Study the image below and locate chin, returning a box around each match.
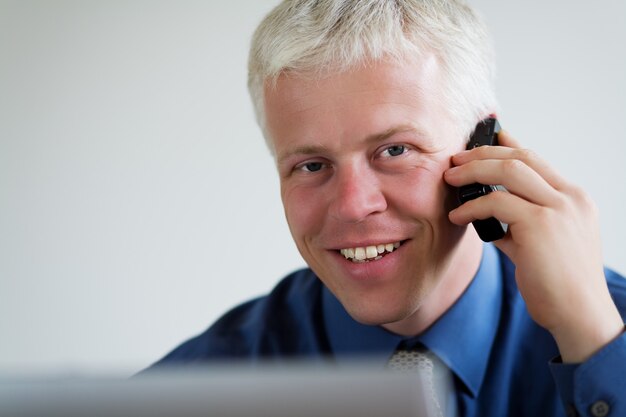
[341,296,420,328]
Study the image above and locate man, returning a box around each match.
[150,1,626,415]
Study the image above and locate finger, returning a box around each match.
[444,158,561,207]
[452,141,570,191]
[448,188,539,228]
[495,129,522,148]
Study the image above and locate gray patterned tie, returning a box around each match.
[388,346,456,417]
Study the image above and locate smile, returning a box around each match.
[339,242,401,263]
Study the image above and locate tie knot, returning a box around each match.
[387,348,435,373]
[387,346,457,417]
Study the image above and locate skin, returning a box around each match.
[263,56,624,363]
[446,132,624,362]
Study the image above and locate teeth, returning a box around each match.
[339,242,402,262]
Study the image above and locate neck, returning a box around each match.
[382,229,484,337]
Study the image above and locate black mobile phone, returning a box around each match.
[457,118,508,242]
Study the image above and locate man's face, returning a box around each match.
[265,56,476,329]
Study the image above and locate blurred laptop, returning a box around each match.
[0,362,450,417]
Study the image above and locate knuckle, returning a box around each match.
[534,206,556,227]
[551,193,569,211]
[489,189,508,203]
[556,184,599,218]
[502,158,527,176]
[576,187,599,215]
[571,184,588,199]
[515,148,537,162]
[484,188,509,210]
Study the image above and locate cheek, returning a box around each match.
[281,186,325,237]
[392,168,450,218]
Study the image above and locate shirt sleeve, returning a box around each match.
[550,330,626,417]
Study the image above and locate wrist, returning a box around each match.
[551,303,624,363]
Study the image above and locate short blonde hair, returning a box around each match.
[248,0,497,152]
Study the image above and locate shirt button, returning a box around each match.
[590,400,610,417]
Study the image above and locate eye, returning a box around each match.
[302,162,324,172]
[381,145,407,157]
[294,161,328,173]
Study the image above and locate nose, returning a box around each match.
[328,164,387,223]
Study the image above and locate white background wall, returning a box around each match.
[1,1,624,376]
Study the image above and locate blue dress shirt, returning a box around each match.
[151,244,626,417]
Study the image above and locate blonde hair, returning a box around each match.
[248,0,497,151]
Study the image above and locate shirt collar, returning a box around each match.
[322,286,403,365]
[322,243,503,397]
[322,286,402,366]
[418,242,503,397]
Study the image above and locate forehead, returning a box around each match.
[263,55,454,160]
[265,55,441,114]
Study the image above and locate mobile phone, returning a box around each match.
[457,118,508,242]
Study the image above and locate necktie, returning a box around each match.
[387,346,456,417]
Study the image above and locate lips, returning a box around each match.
[339,241,402,263]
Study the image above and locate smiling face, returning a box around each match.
[265,56,483,335]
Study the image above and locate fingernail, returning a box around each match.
[445,166,458,176]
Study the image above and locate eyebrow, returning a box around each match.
[276,124,429,164]
[276,144,328,165]
[365,124,429,146]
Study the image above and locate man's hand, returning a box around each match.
[444,130,624,363]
